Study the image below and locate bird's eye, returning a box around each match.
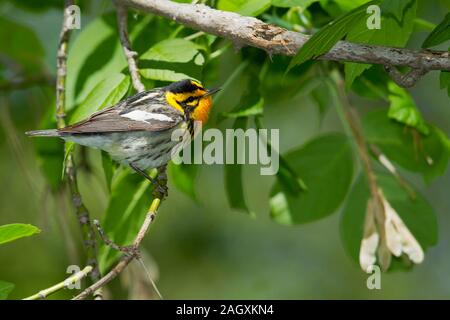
[185,96,196,103]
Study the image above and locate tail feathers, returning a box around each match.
[25,129,61,137]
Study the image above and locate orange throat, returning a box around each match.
[192,96,212,124]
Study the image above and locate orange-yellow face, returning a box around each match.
[165,80,218,124]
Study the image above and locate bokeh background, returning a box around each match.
[0,0,449,299]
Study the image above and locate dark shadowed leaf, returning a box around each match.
[363,109,450,182]
[225,117,253,215]
[440,71,450,97]
[0,281,14,300]
[344,0,417,88]
[0,17,45,74]
[270,133,354,224]
[422,13,450,48]
[169,162,198,200]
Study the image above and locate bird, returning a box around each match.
[26,79,220,193]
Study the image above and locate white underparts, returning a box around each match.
[121,110,174,123]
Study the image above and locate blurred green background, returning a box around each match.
[0,0,449,299]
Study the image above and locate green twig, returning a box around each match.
[23,266,93,300]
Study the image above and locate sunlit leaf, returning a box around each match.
[0,224,41,245]
[218,0,271,16]
[272,0,318,8]
[69,73,130,125]
[387,82,429,135]
[141,39,203,63]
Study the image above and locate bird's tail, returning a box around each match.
[25,129,61,137]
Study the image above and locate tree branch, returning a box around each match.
[23,266,93,300]
[56,0,102,298]
[115,1,146,93]
[119,0,450,86]
[72,196,163,300]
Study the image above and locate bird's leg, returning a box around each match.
[130,163,157,185]
[130,163,168,199]
[154,165,168,199]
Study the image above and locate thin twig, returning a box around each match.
[72,196,163,300]
[331,70,391,269]
[384,65,429,88]
[56,0,102,298]
[119,0,450,87]
[115,1,145,93]
[23,266,93,300]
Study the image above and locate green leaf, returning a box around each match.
[169,162,198,200]
[220,69,264,120]
[218,0,271,16]
[66,13,156,109]
[440,71,450,97]
[64,74,130,165]
[344,0,417,88]
[140,69,196,82]
[141,39,203,63]
[98,168,153,273]
[387,82,429,135]
[0,224,41,245]
[101,151,116,193]
[311,81,332,116]
[340,174,438,269]
[422,13,450,48]
[140,38,204,82]
[0,281,14,300]
[66,13,126,110]
[225,117,254,215]
[363,109,450,182]
[255,117,307,194]
[288,0,381,71]
[271,0,319,8]
[0,17,45,74]
[69,73,130,125]
[221,98,264,118]
[270,133,354,224]
[330,0,373,11]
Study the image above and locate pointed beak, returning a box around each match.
[203,87,221,98]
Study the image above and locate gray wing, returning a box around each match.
[59,90,184,134]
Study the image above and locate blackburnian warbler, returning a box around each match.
[26,79,219,192]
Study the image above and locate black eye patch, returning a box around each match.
[184,96,197,104]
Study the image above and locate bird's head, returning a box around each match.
[165,79,220,124]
